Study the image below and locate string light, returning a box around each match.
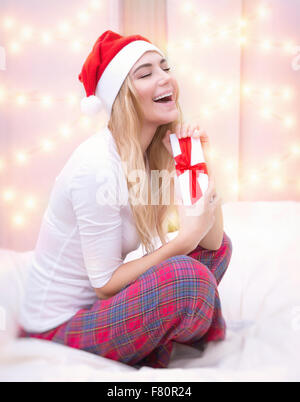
[0,115,98,174]
[219,28,230,39]
[225,159,236,172]
[283,41,296,54]
[2,140,299,226]
[1,1,299,230]
[261,107,272,119]
[12,214,25,227]
[291,144,300,156]
[2,1,102,54]
[41,139,54,152]
[41,96,53,108]
[24,197,37,209]
[239,19,248,28]
[257,5,270,19]
[182,2,194,14]
[282,88,292,101]
[183,40,193,50]
[232,182,239,195]
[284,116,295,128]
[201,106,212,118]
[225,86,234,96]
[79,116,92,129]
[210,80,220,90]
[263,88,272,100]
[76,11,90,25]
[16,94,28,106]
[57,21,71,35]
[218,97,227,108]
[242,85,253,96]
[9,42,21,54]
[201,36,212,46]
[3,189,16,202]
[239,36,247,46]
[194,74,204,85]
[59,125,72,139]
[249,172,260,183]
[269,159,280,170]
[271,178,283,189]
[198,15,209,25]
[41,32,53,45]
[71,40,83,52]
[171,35,297,53]
[0,80,295,162]
[90,0,102,10]
[261,39,272,51]
[15,151,28,164]
[0,78,295,108]
[3,18,297,56]
[2,17,16,30]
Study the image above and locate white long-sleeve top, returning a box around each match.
[19,126,141,333]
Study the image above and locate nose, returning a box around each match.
[157,70,172,87]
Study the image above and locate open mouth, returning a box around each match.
[153,95,175,105]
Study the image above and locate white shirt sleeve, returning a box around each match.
[69,160,123,289]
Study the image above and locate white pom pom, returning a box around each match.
[80,95,103,116]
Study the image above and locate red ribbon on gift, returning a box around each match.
[174,136,208,203]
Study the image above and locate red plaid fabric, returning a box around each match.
[18,231,232,369]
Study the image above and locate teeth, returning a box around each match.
[153,92,173,101]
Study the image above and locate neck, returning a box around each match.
[140,123,157,155]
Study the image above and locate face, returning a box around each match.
[129,51,179,128]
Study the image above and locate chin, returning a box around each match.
[157,108,178,120]
[159,111,179,125]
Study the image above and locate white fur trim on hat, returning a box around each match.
[80,95,103,116]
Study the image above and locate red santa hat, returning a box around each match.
[78,30,165,117]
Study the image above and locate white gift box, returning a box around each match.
[169,134,209,206]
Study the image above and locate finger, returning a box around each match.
[194,125,202,137]
[213,194,221,208]
[208,175,215,189]
[182,123,187,138]
[184,124,190,138]
[206,179,216,197]
[192,126,199,138]
[200,131,210,145]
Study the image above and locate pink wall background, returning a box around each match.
[0,0,120,250]
[240,0,300,201]
[167,0,299,203]
[0,0,299,251]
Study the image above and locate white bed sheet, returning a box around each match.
[0,201,299,382]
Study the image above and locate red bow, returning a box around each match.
[174,137,208,204]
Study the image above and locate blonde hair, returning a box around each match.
[107,74,183,255]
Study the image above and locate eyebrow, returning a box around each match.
[133,58,168,75]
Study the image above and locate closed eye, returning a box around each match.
[140,68,171,79]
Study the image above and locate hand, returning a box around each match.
[176,175,221,254]
[162,123,212,175]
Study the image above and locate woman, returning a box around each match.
[18,30,232,369]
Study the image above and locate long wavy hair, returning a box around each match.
[107,73,183,255]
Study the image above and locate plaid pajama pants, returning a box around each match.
[18,231,232,369]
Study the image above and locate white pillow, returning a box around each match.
[0,249,33,348]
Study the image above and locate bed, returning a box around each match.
[0,201,299,382]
